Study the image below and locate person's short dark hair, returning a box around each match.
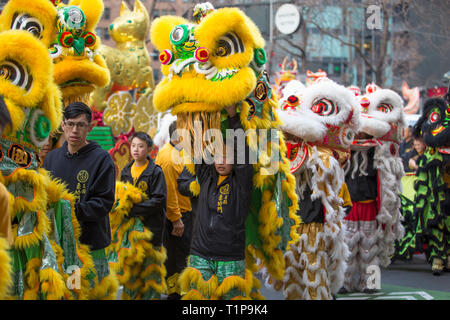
[169,120,178,140]
[130,131,153,148]
[63,102,92,123]
[0,96,12,132]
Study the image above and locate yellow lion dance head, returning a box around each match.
[0,30,61,149]
[151,4,268,134]
[0,0,110,106]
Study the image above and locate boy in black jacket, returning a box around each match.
[117,131,167,299]
[120,132,167,247]
[179,105,254,300]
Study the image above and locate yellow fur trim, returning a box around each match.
[0,31,57,134]
[0,0,58,47]
[22,258,41,300]
[41,169,96,300]
[150,15,189,51]
[88,271,119,300]
[0,238,12,299]
[54,56,110,97]
[39,267,66,300]
[139,263,167,295]
[41,82,63,133]
[195,8,264,70]
[110,181,147,229]
[108,181,167,299]
[214,269,253,299]
[189,180,200,197]
[154,68,256,113]
[182,289,207,300]
[179,267,219,299]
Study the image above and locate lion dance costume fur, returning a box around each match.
[150,3,300,299]
[0,0,118,299]
[342,83,406,293]
[271,77,360,300]
[394,96,450,275]
[106,181,167,300]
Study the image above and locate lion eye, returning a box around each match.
[214,33,244,57]
[377,103,393,113]
[428,108,441,124]
[311,98,338,116]
[170,25,189,45]
[0,60,33,91]
[11,13,43,39]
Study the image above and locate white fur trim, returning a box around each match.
[153,112,177,148]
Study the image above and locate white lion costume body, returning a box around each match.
[269,78,360,300]
[342,84,406,292]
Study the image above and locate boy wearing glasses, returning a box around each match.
[43,102,116,294]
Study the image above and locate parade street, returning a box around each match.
[258,253,450,300]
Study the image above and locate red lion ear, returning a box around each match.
[345,109,354,124]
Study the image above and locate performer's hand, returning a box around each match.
[172,218,184,237]
[408,158,418,170]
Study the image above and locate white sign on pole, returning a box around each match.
[275,4,300,35]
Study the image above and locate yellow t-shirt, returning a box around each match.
[338,183,353,208]
[131,160,149,185]
[217,175,228,186]
[155,143,192,222]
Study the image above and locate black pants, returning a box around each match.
[163,210,194,296]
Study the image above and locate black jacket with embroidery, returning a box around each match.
[43,141,115,250]
[191,115,254,261]
[120,157,167,247]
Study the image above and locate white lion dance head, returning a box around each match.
[278,78,360,171]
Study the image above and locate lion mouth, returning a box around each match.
[60,78,92,87]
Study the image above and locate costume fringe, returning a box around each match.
[42,172,96,300]
[179,267,260,300]
[189,180,201,197]
[88,271,119,300]
[108,181,166,299]
[373,142,405,267]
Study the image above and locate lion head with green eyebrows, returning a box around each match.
[150,3,268,140]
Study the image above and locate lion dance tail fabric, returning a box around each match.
[107,182,167,300]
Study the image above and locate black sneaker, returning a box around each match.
[432,269,442,276]
[338,287,349,294]
[167,293,181,300]
[363,288,378,294]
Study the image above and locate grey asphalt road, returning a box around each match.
[116,253,449,300]
[258,253,450,300]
